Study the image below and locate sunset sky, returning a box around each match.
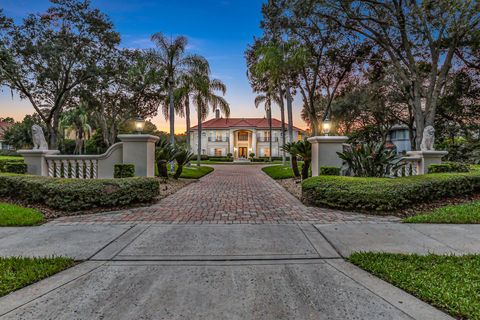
[0,0,308,133]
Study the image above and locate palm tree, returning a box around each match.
[295,140,312,180]
[192,74,230,166]
[281,142,301,178]
[173,58,209,151]
[60,103,92,155]
[150,32,208,149]
[254,92,275,162]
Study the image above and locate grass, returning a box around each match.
[262,165,296,179]
[0,257,75,297]
[0,202,44,226]
[404,200,480,224]
[349,252,480,320]
[0,155,23,161]
[177,165,214,179]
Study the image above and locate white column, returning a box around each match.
[253,129,257,156]
[307,136,348,177]
[17,150,60,176]
[229,130,234,155]
[118,134,160,177]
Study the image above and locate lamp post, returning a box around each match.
[322,118,331,136]
[134,116,145,134]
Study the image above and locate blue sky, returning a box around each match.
[0,0,306,132]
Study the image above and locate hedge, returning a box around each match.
[320,166,341,176]
[0,158,24,172]
[302,171,480,212]
[114,164,135,178]
[428,162,470,173]
[0,174,160,211]
[209,157,233,162]
[4,162,27,174]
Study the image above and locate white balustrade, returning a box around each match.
[391,156,422,177]
[45,156,100,179]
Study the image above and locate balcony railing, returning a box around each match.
[257,137,278,142]
[208,137,229,142]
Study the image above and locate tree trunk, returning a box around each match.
[278,87,286,165]
[197,107,202,167]
[286,86,294,168]
[286,86,294,143]
[268,108,273,162]
[292,155,300,178]
[174,165,183,179]
[48,125,57,150]
[185,99,191,150]
[157,160,168,178]
[301,160,310,180]
[168,83,175,172]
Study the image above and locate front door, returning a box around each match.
[238,147,247,158]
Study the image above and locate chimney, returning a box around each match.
[215,109,220,119]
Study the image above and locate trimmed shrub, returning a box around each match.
[194,155,209,160]
[428,162,470,173]
[114,164,135,178]
[320,166,341,176]
[302,171,480,212]
[0,174,160,211]
[4,162,27,174]
[251,158,266,162]
[209,157,234,162]
[0,158,24,172]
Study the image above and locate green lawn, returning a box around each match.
[404,200,480,224]
[0,257,75,297]
[0,156,23,161]
[262,165,296,179]
[177,165,214,179]
[0,203,44,226]
[349,252,480,320]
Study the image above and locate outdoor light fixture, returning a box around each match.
[322,118,331,136]
[134,116,145,134]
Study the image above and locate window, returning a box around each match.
[214,148,222,156]
[238,132,249,141]
[263,148,270,157]
[215,131,223,141]
[264,131,270,141]
[298,132,303,141]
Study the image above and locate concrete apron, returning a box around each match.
[0,224,453,320]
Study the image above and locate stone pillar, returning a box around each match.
[17,150,60,176]
[406,150,448,174]
[307,136,348,177]
[118,134,160,177]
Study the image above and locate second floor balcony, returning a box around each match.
[257,137,278,142]
[208,137,229,142]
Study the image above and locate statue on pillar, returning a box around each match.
[32,125,49,150]
[420,126,435,151]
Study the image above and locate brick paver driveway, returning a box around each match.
[51,165,397,225]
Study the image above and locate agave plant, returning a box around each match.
[337,142,401,177]
[156,138,177,178]
[281,142,301,178]
[294,140,312,180]
[173,148,195,179]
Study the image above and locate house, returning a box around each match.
[189,111,304,159]
[388,124,412,153]
[0,122,14,150]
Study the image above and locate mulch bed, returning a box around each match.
[1,178,194,220]
[277,177,480,217]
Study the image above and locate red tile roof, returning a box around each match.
[190,118,304,131]
[0,122,13,140]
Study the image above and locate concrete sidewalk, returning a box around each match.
[0,223,454,319]
[315,223,480,257]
